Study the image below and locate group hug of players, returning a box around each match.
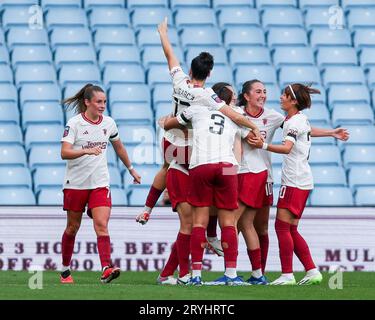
[58,18,349,285]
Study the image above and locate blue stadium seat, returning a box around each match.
[127,186,152,206]
[267,27,308,48]
[0,65,14,83]
[1,0,38,8]
[0,31,4,46]
[25,124,64,151]
[50,27,93,49]
[109,84,150,107]
[175,8,217,28]
[131,7,172,30]
[0,145,27,167]
[84,0,125,9]
[42,0,82,8]
[7,27,49,48]
[328,84,370,106]
[348,165,375,191]
[37,188,64,205]
[2,7,32,30]
[311,166,347,186]
[305,8,346,30]
[263,84,281,103]
[153,84,173,107]
[107,144,118,167]
[142,46,184,69]
[299,0,338,10]
[316,47,358,67]
[19,83,61,106]
[217,7,260,28]
[213,0,255,8]
[229,47,271,68]
[0,84,17,104]
[360,48,375,70]
[303,103,331,126]
[256,0,296,8]
[125,144,159,165]
[22,102,64,129]
[343,145,375,168]
[59,64,101,87]
[224,26,265,48]
[180,26,222,48]
[348,8,375,30]
[147,64,171,87]
[278,66,321,87]
[33,166,65,193]
[127,0,168,8]
[271,164,282,187]
[310,187,354,206]
[0,102,20,125]
[262,8,303,29]
[0,188,36,205]
[0,45,10,64]
[155,102,172,120]
[368,67,375,89]
[136,27,179,48]
[103,64,145,86]
[235,65,277,87]
[272,47,314,68]
[98,45,140,68]
[170,0,210,9]
[322,66,365,87]
[123,164,159,190]
[89,7,130,30]
[186,47,227,66]
[332,103,374,127]
[355,187,375,206]
[353,29,375,49]
[340,125,375,146]
[111,102,153,125]
[0,124,23,145]
[46,8,88,30]
[110,187,128,206]
[29,145,65,170]
[11,45,52,66]
[118,124,155,145]
[0,167,32,189]
[15,64,57,86]
[94,27,136,48]
[309,145,341,167]
[54,46,97,68]
[309,28,352,49]
[108,166,122,188]
[205,64,234,88]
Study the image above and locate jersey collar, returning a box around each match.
[285,111,301,121]
[81,112,103,125]
[245,107,264,118]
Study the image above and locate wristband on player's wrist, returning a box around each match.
[128,165,134,171]
[262,142,268,150]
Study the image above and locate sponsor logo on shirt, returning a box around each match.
[211,94,222,103]
[83,130,89,135]
[82,141,108,149]
[63,126,70,137]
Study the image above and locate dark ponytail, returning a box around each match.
[237,79,264,107]
[62,83,104,114]
[284,83,320,111]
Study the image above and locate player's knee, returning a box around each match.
[66,224,80,236]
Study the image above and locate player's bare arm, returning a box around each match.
[111,139,141,184]
[310,127,349,141]
[162,115,186,131]
[61,141,102,159]
[248,136,294,154]
[158,17,180,71]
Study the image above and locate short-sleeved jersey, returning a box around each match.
[164,66,226,147]
[281,112,313,190]
[61,113,120,190]
[239,107,285,180]
[177,105,248,169]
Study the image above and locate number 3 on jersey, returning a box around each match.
[209,114,225,135]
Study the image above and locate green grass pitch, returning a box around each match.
[1,271,374,300]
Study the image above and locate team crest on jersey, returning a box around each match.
[63,126,70,137]
[263,119,268,125]
[103,129,107,136]
[211,94,222,103]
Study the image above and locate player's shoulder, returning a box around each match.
[102,115,115,124]
[233,106,245,115]
[264,107,284,119]
[66,113,82,126]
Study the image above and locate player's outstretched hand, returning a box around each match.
[247,136,263,149]
[86,146,102,156]
[333,128,349,141]
[130,168,141,184]
[136,212,150,225]
[157,17,168,35]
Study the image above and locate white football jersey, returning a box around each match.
[281,112,313,190]
[164,66,226,147]
[61,113,120,190]
[177,105,248,169]
[239,107,285,180]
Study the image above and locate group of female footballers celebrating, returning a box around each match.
[58,17,349,286]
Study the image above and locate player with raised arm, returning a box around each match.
[249,83,349,285]
[59,84,141,284]
[136,17,260,226]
